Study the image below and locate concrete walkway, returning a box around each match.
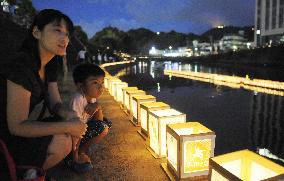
[48,74,169,181]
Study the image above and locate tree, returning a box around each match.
[13,0,36,28]
[90,26,125,51]
[73,26,89,46]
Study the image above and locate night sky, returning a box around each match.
[33,0,255,38]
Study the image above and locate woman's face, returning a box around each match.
[83,75,105,100]
[34,19,70,56]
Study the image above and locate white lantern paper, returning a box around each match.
[104,76,115,90]
[108,78,121,96]
[125,89,145,113]
[131,95,156,126]
[163,122,216,180]
[140,102,170,139]
[148,108,186,158]
[209,150,284,181]
[113,82,128,102]
[122,87,138,109]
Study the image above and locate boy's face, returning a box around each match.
[82,75,105,100]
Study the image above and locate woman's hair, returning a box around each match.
[73,63,105,84]
[20,9,74,53]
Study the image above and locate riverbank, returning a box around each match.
[140,44,284,67]
[47,73,169,181]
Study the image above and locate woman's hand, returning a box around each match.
[68,120,87,138]
[85,102,100,116]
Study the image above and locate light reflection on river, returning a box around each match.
[106,60,284,165]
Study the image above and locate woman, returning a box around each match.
[0,9,87,176]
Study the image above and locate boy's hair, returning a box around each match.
[73,63,105,84]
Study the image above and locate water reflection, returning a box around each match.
[106,60,284,164]
[250,94,284,159]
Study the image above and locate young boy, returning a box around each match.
[68,63,112,173]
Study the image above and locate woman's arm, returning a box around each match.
[6,80,86,138]
[48,82,62,108]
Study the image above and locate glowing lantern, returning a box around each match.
[122,87,138,109]
[131,95,156,126]
[125,90,145,113]
[108,78,121,97]
[161,122,216,180]
[148,108,186,158]
[104,76,113,89]
[113,82,128,102]
[209,150,284,180]
[139,102,170,139]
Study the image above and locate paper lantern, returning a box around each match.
[131,95,156,126]
[113,82,128,102]
[148,108,186,158]
[125,89,145,113]
[104,76,114,89]
[209,149,284,181]
[108,78,121,96]
[139,102,170,139]
[122,87,138,109]
[161,122,215,180]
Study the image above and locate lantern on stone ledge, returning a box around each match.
[148,108,186,158]
[209,149,284,181]
[131,95,156,126]
[161,122,216,180]
[139,102,170,140]
[122,87,138,109]
[113,82,128,102]
[125,89,145,113]
[108,78,121,96]
[104,76,113,90]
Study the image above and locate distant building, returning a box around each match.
[149,46,192,57]
[149,47,164,56]
[1,0,10,13]
[219,33,247,52]
[196,42,212,56]
[255,0,284,46]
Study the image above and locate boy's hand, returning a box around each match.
[85,102,100,116]
[93,107,103,121]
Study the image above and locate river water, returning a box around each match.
[106,60,284,165]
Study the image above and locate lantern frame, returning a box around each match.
[209,149,284,181]
[139,102,170,140]
[125,90,145,114]
[108,78,121,97]
[162,122,216,180]
[147,108,186,158]
[131,95,156,126]
[113,82,128,102]
[121,87,138,110]
[104,76,113,90]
